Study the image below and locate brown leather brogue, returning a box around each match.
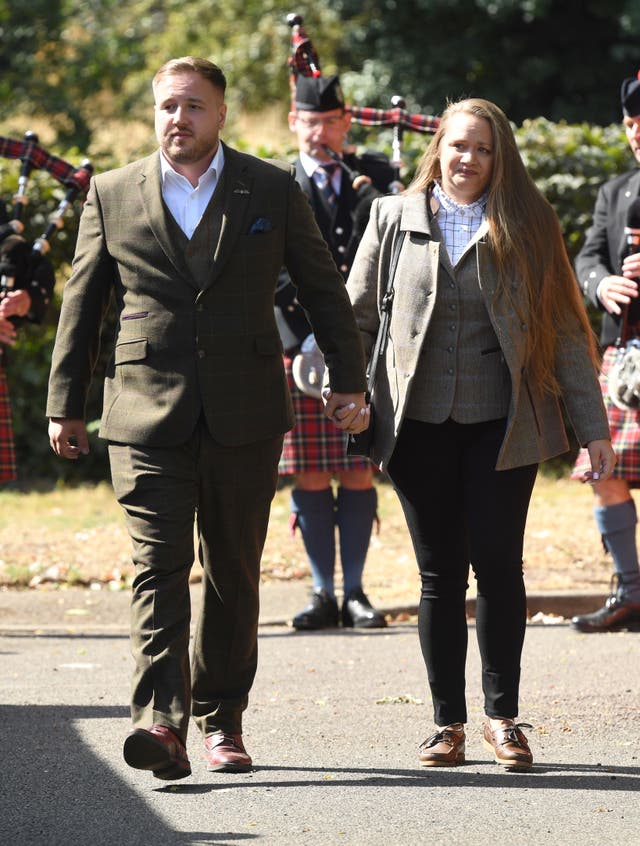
[123,724,191,780]
[483,720,533,770]
[418,725,466,767]
[204,732,252,772]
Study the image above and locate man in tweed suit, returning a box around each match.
[47,57,367,780]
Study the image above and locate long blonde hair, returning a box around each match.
[409,98,599,394]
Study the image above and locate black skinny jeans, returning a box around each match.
[386,417,538,726]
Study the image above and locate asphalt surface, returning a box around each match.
[1,585,639,846]
[0,579,612,634]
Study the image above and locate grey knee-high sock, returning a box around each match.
[336,486,377,597]
[291,488,336,595]
[594,501,640,602]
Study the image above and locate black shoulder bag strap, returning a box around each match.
[365,229,407,397]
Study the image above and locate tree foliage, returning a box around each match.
[333,0,640,123]
[3,0,640,151]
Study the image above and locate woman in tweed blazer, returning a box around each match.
[346,98,615,770]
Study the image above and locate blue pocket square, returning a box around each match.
[248,216,274,235]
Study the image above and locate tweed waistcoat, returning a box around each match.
[166,174,226,286]
[405,228,511,424]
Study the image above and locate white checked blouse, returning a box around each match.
[432,180,487,266]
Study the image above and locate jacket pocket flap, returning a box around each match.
[115,338,148,364]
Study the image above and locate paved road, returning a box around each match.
[0,579,611,633]
[1,616,638,846]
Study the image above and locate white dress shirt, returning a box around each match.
[159,144,225,239]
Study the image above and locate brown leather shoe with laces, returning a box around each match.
[204,732,252,772]
[418,725,466,767]
[483,721,533,769]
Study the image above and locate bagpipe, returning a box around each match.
[287,12,440,193]
[0,132,93,254]
[0,133,92,316]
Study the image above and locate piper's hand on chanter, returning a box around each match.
[598,273,638,315]
[322,389,370,433]
[0,289,31,319]
[48,417,90,460]
[622,252,640,282]
[581,438,617,484]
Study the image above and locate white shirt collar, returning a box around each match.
[299,150,343,196]
[299,150,323,178]
[299,149,343,177]
[159,142,225,186]
[433,180,487,216]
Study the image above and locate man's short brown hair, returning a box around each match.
[153,57,226,96]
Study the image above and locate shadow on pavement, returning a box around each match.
[0,703,258,845]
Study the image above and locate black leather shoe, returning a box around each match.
[342,587,387,628]
[571,593,640,633]
[292,589,339,630]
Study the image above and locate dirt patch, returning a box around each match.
[0,475,612,599]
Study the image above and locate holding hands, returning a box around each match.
[322,388,370,434]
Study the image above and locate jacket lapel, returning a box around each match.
[294,157,339,235]
[399,191,432,236]
[205,143,254,290]
[136,152,198,288]
[616,170,640,258]
[295,159,313,198]
[394,193,440,328]
[399,190,444,294]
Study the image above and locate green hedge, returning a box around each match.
[1,120,636,484]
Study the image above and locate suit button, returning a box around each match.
[196,303,204,312]
[198,350,206,358]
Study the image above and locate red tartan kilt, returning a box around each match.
[0,363,17,483]
[278,354,371,475]
[571,346,640,485]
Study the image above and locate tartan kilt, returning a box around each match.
[278,354,371,475]
[571,346,640,485]
[0,363,17,483]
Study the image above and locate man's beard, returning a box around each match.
[163,132,216,164]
